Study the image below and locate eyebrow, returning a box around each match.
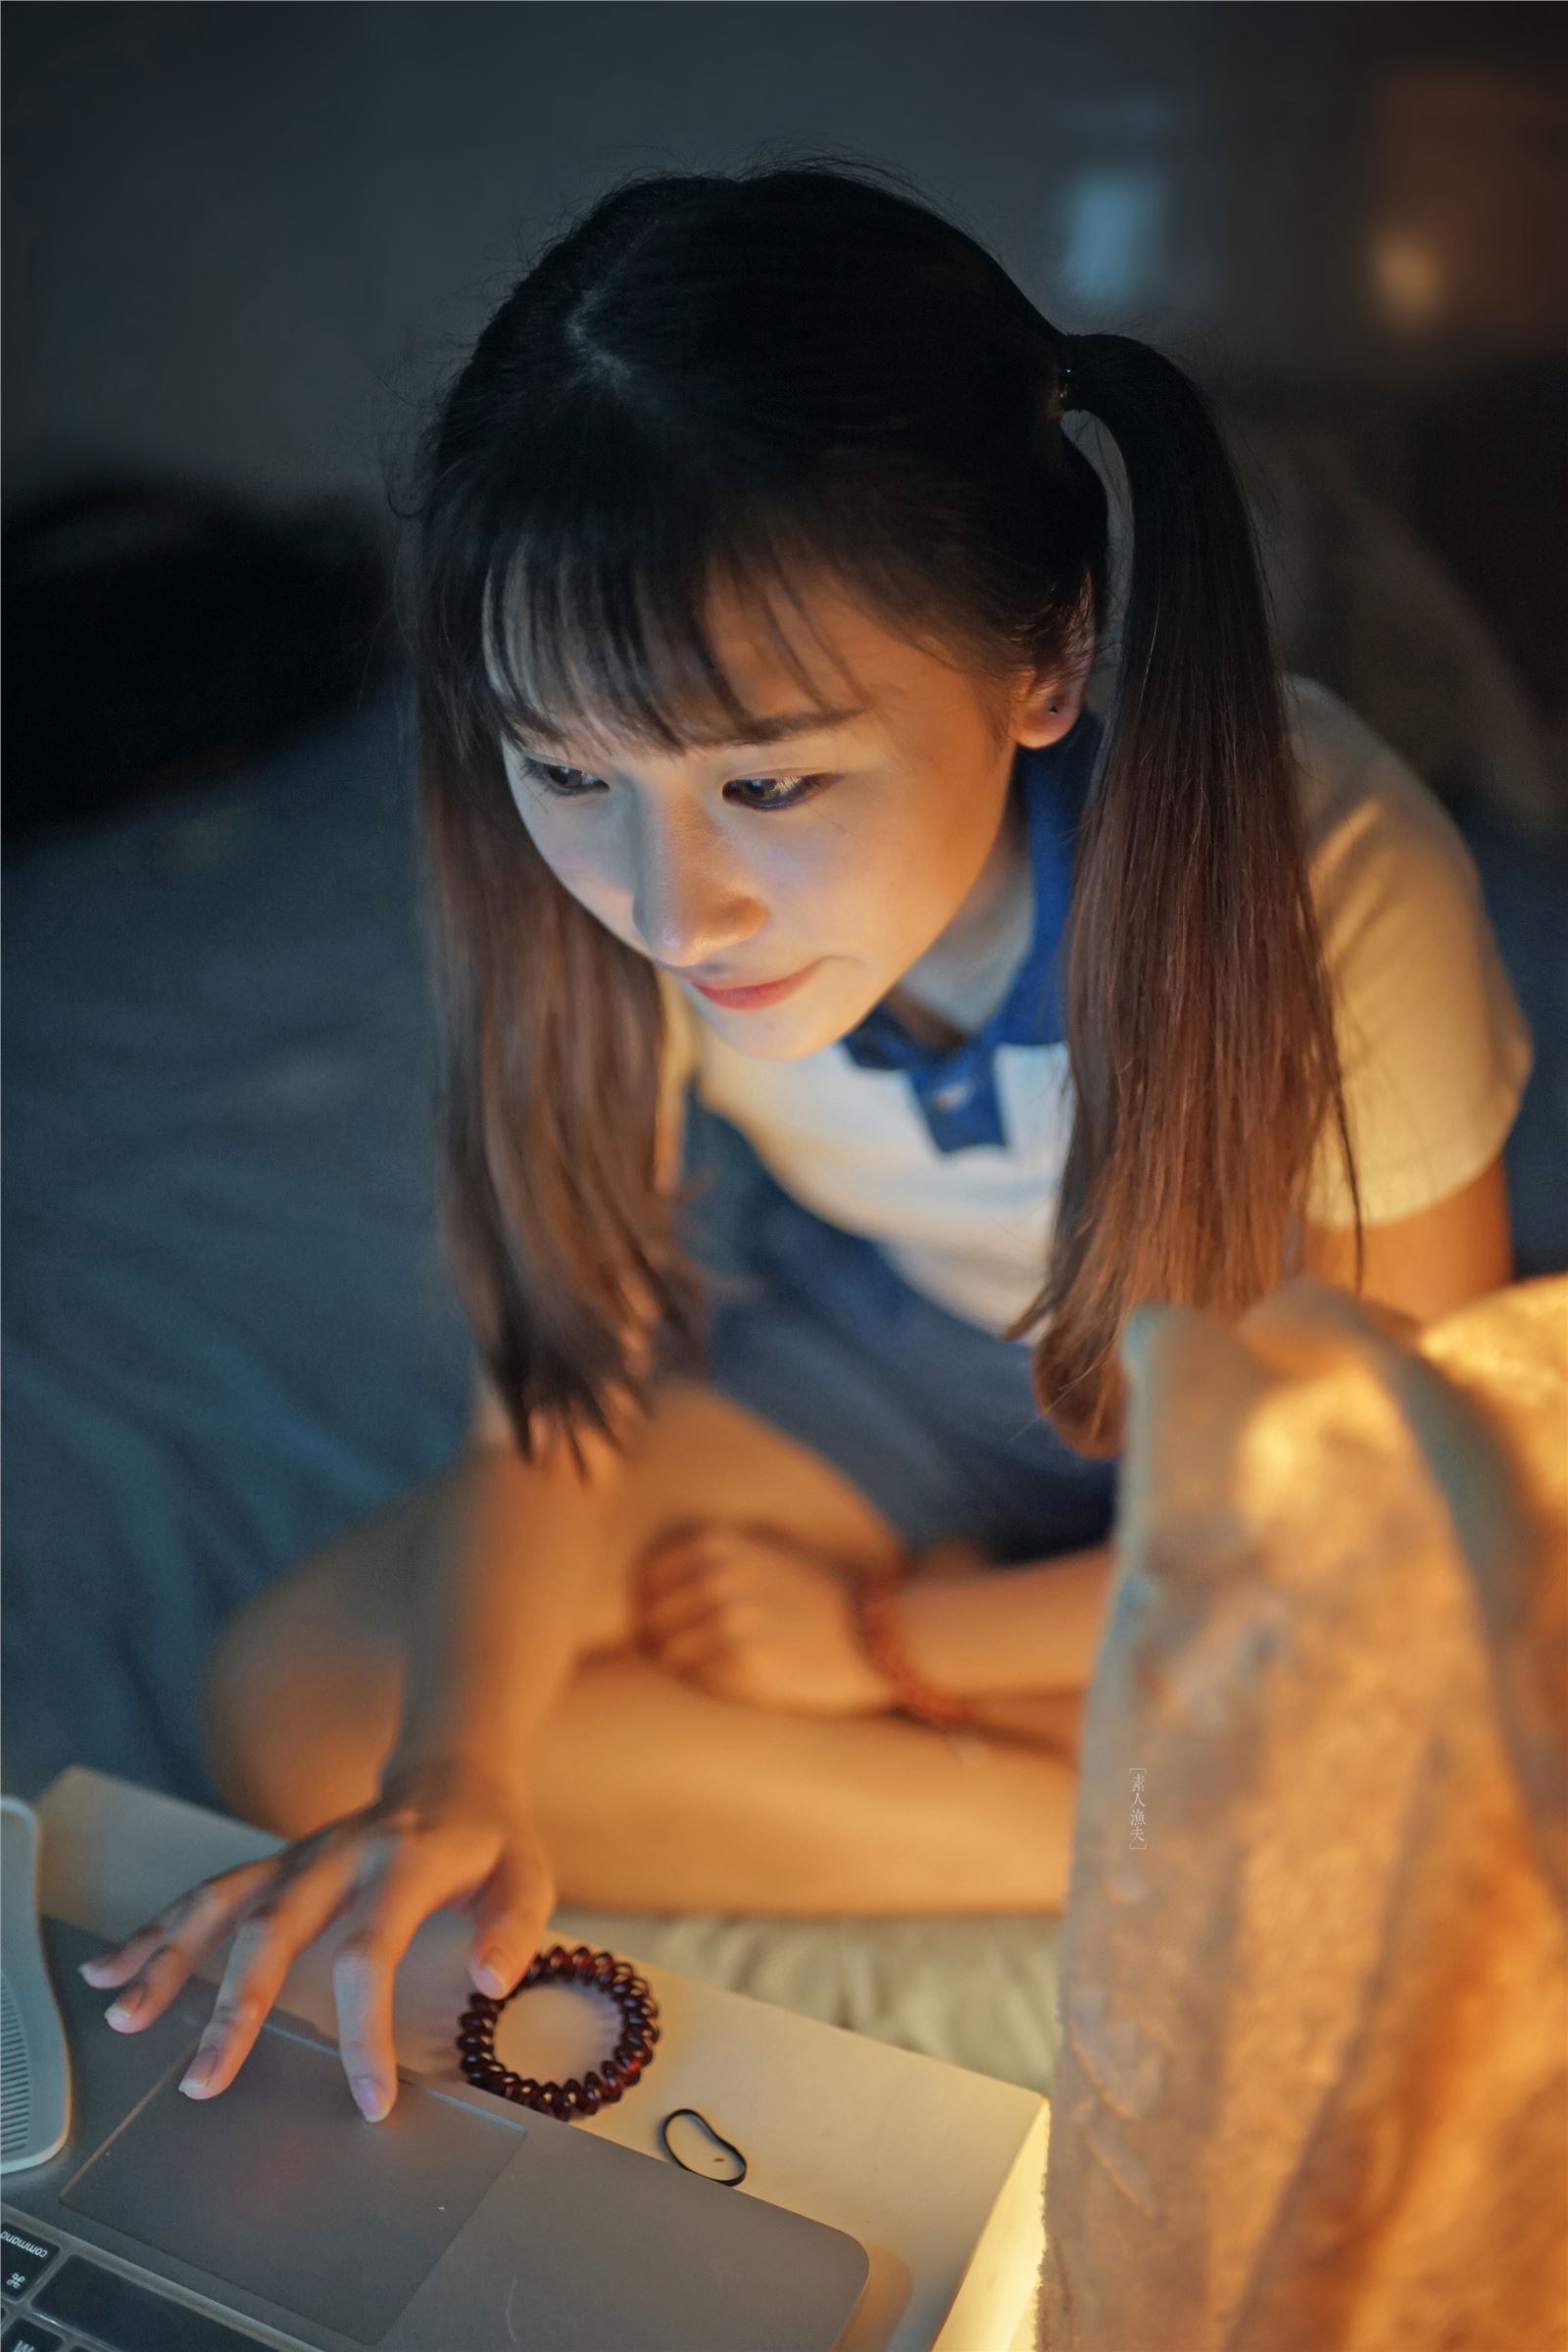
[510,703,873,756]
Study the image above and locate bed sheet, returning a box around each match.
[2,682,476,1806]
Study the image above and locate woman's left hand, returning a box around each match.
[631,1521,901,1715]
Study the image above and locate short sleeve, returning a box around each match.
[1298,691,1534,1229]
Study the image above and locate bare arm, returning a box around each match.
[1303,1152,1514,1326]
[889,1541,1116,1702]
[879,1163,1516,1710]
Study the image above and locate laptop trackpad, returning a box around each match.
[60,2021,524,2343]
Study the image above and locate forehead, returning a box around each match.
[485,566,949,759]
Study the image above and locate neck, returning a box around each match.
[893,769,1033,1035]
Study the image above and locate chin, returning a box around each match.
[693,1007,832,1061]
[693,986,875,1062]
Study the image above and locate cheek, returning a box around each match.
[758,829,884,950]
[522,816,624,920]
[543,840,606,902]
[845,794,979,939]
[503,751,613,906]
[760,803,958,962]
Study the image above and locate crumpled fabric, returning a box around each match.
[1037,1274,1568,2352]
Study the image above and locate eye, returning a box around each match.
[514,757,832,814]
[723,774,833,813]
[514,759,608,800]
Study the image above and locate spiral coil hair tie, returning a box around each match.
[456,1942,662,2123]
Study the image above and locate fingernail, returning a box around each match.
[355,2076,389,2123]
[476,1952,508,1996]
[180,2049,219,2097]
[106,1984,145,2026]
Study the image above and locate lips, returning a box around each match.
[688,962,818,1010]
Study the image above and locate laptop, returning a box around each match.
[1,1796,871,2350]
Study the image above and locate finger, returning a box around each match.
[635,1540,714,1600]
[636,1517,713,1563]
[329,1838,471,2123]
[652,1620,739,1679]
[178,1840,365,2103]
[639,1571,738,1646]
[639,1522,744,1578]
[80,1869,268,1989]
[78,1922,173,1989]
[469,1839,557,1999]
[650,1544,752,1605]
[637,1569,726,1632]
[85,1861,281,2027]
[637,1585,726,1645]
[734,1519,816,1558]
[634,1535,693,1588]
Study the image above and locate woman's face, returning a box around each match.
[498,575,1085,1059]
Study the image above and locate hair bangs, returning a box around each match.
[468,483,878,766]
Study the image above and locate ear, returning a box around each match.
[1012,661,1091,752]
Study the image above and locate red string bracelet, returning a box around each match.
[851,1567,981,1731]
[456,1943,660,2122]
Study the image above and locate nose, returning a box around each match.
[630,808,765,971]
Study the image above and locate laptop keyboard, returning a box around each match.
[2,2213,274,2350]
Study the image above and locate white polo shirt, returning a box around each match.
[656,675,1533,1339]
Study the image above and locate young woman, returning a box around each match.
[79,160,1530,2126]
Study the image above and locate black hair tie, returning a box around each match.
[660,2106,749,2186]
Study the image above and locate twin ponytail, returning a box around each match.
[1013,331,1360,1449]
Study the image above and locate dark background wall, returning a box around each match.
[6,0,1565,837]
[5,2,1564,502]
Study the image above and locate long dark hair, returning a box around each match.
[400,154,1358,1465]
